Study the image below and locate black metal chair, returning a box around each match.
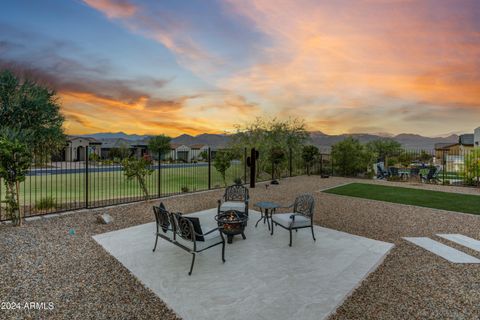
[152,204,225,275]
[421,167,440,184]
[270,194,316,247]
[218,184,249,216]
[376,164,389,179]
[388,167,399,177]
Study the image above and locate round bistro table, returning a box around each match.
[254,201,280,231]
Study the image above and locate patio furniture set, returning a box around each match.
[152,184,316,275]
[377,164,440,183]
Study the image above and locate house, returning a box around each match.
[190,144,209,161]
[434,134,474,170]
[162,144,214,162]
[60,136,102,161]
[100,138,148,160]
[475,127,480,147]
[165,144,191,162]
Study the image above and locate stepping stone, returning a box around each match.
[403,237,480,263]
[437,234,480,253]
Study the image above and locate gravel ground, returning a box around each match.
[1,176,480,319]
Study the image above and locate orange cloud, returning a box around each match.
[220,0,480,135]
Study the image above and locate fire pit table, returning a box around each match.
[215,210,248,244]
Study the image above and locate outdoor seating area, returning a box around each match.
[94,204,393,320]
[376,162,441,183]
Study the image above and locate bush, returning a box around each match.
[181,186,189,193]
[35,196,56,210]
[233,177,242,185]
[331,137,374,176]
[89,153,100,162]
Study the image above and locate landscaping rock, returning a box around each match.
[97,213,113,224]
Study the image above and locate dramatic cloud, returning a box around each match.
[1,0,479,136]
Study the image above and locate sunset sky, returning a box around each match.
[1,0,479,137]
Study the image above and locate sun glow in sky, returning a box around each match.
[1,0,479,136]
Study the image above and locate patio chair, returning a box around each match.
[388,167,399,177]
[218,184,249,216]
[153,204,226,275]
[376,164,389,179]
[270,194,316,247]
[421,167,440,184]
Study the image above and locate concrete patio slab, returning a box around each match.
[93,209,393,320]
[404,237,480,263]
[437,234,480,253]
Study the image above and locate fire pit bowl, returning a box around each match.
[215,210,248,244]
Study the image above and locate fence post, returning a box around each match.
[442,149,446,185]
[244,147,247,184]
[476,150,479,187]
[320,154,323,176]
[289,148,292,177]
[208,147,211,190]
[85,147,89,208]
[331,156,334,176]
[158,150,161,198]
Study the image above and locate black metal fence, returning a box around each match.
[3,146,477,221]
[0,147,330,221]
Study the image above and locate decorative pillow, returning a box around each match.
[158,202,170,233]
[183,216,204,242]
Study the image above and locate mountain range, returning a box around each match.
[79,131,460,150]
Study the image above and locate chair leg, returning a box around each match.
[289,229,292,247]
[152,235,158,252]
[311,225,316,242]
[222,241,226,263]
[188,253,196,276]
[270,221,274,236]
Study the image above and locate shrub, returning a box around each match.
[181,186,189,193]
[233,177,242,185]
[331,137,374,176]
[89,153,100,162]
[35,196,56,210]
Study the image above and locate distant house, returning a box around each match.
[167,144,191,162]
[190,144,209,160]
[162,144,213,162]
[60,136,102,161]
[100,138,148,159]
[434,134,474,170]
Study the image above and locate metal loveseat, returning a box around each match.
[153,203,225,275]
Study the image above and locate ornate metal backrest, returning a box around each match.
[224,185,249,202]
[171,213,195,243]
[153,205,172,233]
[293,194,315,218]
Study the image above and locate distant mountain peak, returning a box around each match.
[75,130,460,150]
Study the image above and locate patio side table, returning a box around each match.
[254,201,280,231]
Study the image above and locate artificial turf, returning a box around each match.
[324,183,480,215]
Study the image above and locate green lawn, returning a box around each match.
[0,164,245,209]
[324,183,480,215]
